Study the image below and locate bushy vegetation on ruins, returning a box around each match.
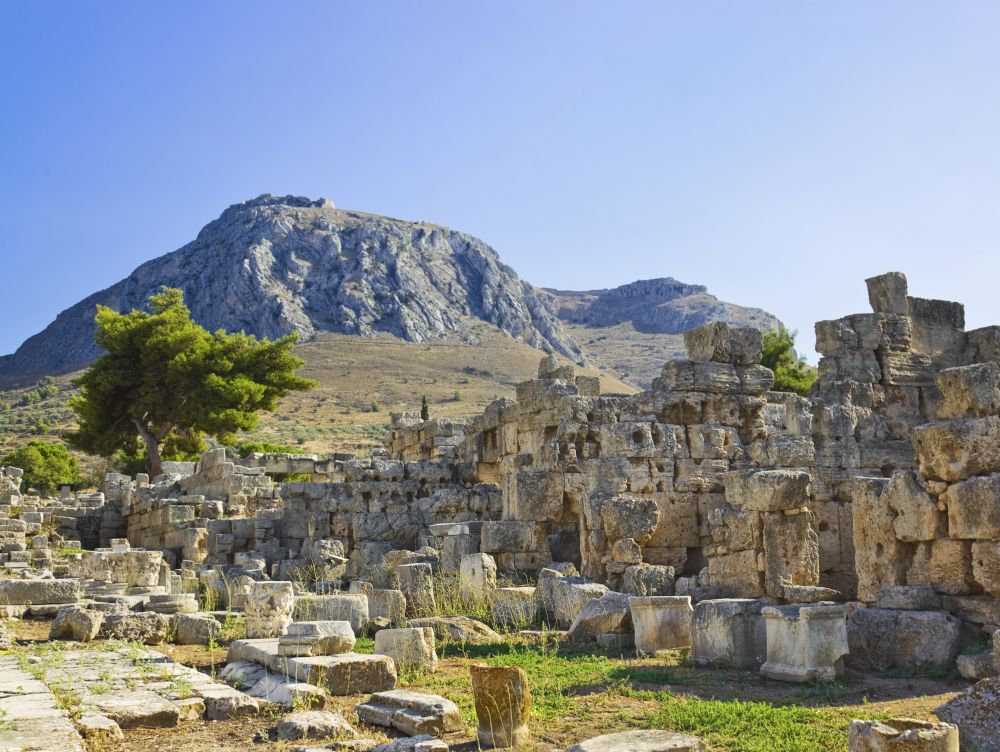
[67,287,316,476]
[761,327,817,396]
[1,440,79,493]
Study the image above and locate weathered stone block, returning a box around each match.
[629,595,692,655]
[691,598,768,669]
[936,363,1000,420]
[884,471,944,542]
[930,539,976,596]
[846,608,960,673]
[760,603,848,683]
[763,510,820,598]
[914,417,1000,482]
[943,474,1000,540]
[683,321,762,366]
[724,470,811,512]
[848,718,958,752]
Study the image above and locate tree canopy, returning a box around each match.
[761,327,817,397]
[1,441,79,494]
[68,287,315,476]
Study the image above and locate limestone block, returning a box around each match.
[848,718,958,752]
[374,627,438,672]
[101,612,169,644]
[884,471,944,542]
[706,549,763,598]
[537,576,609,628]
[629,595,692,654]
[278,621,356,657]
[50,606,103,641]
[866,272,909,314]
[914,416,1000,482]
[648,494,700,549]
[470,664,531,749]
[763,510,820,598]
[935,677,1000,752]
[684,321,762,365]
[511,469,564,521]
[957,651,996,682]
[853,477,907,603]
[174,613,222,646]
[724,470,811,512]
[710,507,763,551]
[971,541,1000,596]
[566,729,707,751]
[942,594,1000,625]
[943,474,1000,540]
[245,581,295,638]
[396,563,435,617]
[760,603,849,683]
[480,520,545,553]
[293,594,369,634]
[289,653,397,696]
[369,590,406,623]
[930,539,976,596]
[76,713,124,744]
[876,585,942,611]
[274,710,356,741]
[408,615,501,644]
[691,598,768,669]
[460,553,497,596]
[600,495,660,545]
[0,578,80,605]
[568,591,632,642]
[623,564,675,597]
[846,608,960,672]
[356,689,461,737]
[936,363,1000,420]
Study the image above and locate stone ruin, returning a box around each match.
[1,270,999,750]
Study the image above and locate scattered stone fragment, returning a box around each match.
[355,689,462,736]
[279,620,356,656]
[174,612,222,645]
[50,606,104,642]
[75,713,124,744]
[374,627,438,672]
[275,710,357,741]
[848,718,959,751]
[408,616,501,643]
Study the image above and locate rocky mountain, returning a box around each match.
[0,194,781,390]
[542,279,781,387]
[0,195,583,385]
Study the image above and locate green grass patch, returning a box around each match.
[646,695,889,752]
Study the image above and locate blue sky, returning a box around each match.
[3,2,1000,362]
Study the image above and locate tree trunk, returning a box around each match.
[145,436,163,478]
[132,418,167,478]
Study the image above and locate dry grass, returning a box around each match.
[0,324,635,461]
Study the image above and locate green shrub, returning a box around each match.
[1,441,80,494]
[761,327,817,396]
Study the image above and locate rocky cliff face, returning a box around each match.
[542,278,780,334]
[0,195,583,385]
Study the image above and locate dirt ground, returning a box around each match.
[10,617,968,752]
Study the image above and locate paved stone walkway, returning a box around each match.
[0,655,85,752]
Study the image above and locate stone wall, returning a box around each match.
[809,271,1000,597]
[466,330,818,592]
[386,414,467,461]
[853,361,1000,626]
